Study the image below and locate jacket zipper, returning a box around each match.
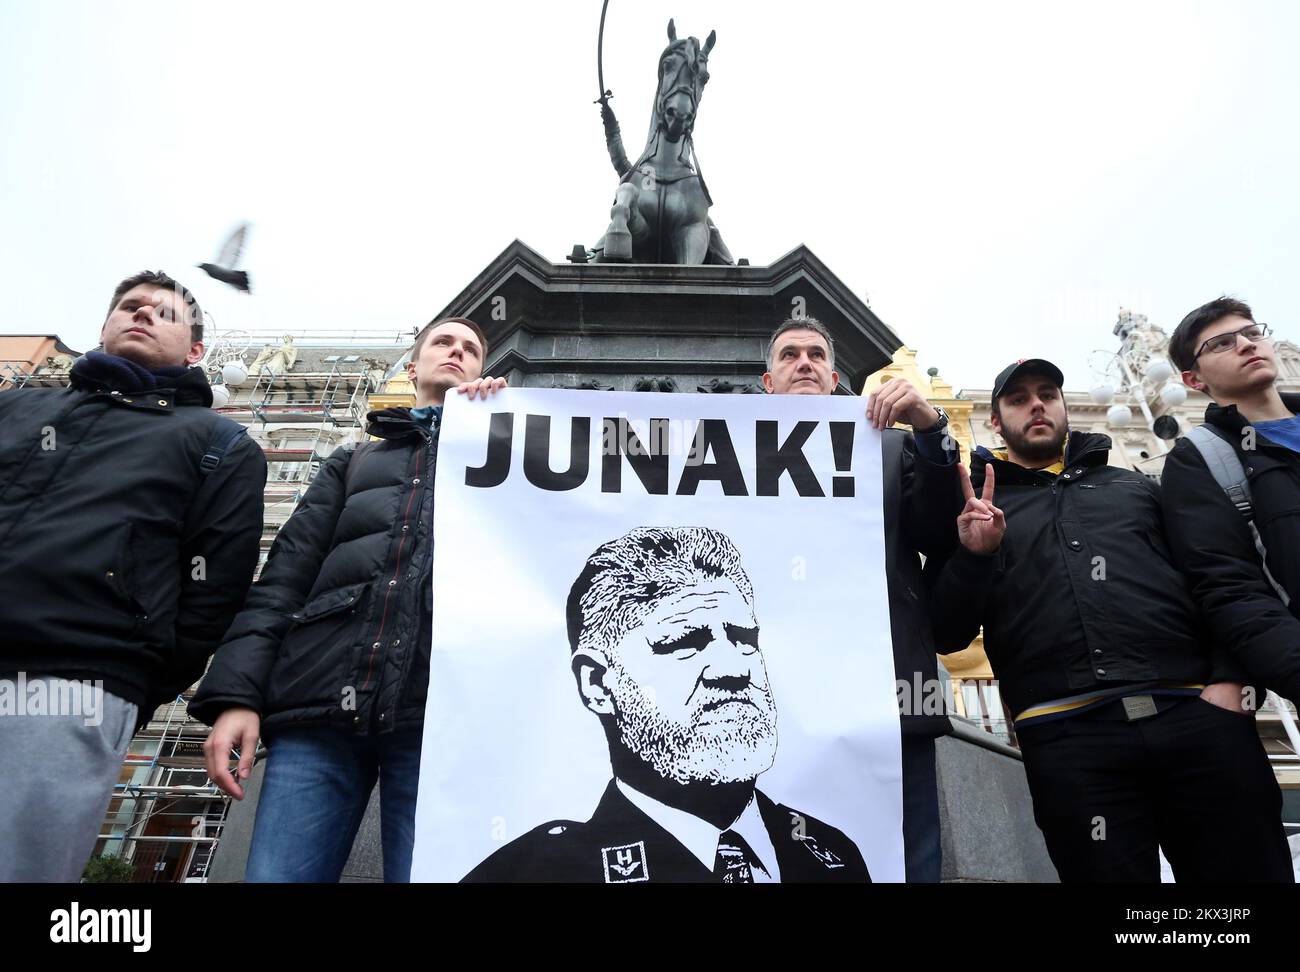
[388,435,439,728]
[360,434,429,691]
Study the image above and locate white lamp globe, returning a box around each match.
[1107,404,1133,427]
[222,361,248,387]
[1089,384,1115,405]
[1159,382,1188,407]
[1145,358,1174,383]
[210,384,231,408]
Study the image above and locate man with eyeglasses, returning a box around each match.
[1162,297,1300,709]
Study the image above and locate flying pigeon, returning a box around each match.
[198,223,252,292]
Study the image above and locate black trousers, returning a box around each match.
[1016,696,1293,882]
[902,735,941,883]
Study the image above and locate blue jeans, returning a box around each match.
[245,726,423,883]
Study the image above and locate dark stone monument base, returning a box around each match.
[938,723,1058,882]
[436,241,900,395]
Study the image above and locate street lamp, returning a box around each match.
[1088,309,1185,466]
[1106,404,1133,427]
[1144,358,1174,383]
[1159,382,1188,407]
[222,361,248,387]
[1090,384,1115,406]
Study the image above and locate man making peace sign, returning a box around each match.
[924,358,1291,882]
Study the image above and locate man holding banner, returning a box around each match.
[192,317,506,883]
[761,316,963,883]
[412,350,922,880]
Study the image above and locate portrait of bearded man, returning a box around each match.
[463,525,870,883]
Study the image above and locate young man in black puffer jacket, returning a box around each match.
[192,317,505,883]
[925,358,1291,883]
[0,270,267,882]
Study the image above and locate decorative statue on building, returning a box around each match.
[249,334,298,376]
[1113,308,1169,380]
[590,15,733,265]
[44,353,74,375]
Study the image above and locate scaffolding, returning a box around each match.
[94,693,237,882]
[0,359,75,390]
[210,333,407,570]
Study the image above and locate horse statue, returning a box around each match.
[591,19,733,265]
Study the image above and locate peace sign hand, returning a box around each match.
[957,462,1006,555]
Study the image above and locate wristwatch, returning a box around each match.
[916,405,949,434]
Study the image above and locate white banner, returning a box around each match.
[412,388,902,882]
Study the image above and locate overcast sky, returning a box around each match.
[2,0,1297,392]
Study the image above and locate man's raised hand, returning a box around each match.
[865,378,942,432]
[957,462,1006,555]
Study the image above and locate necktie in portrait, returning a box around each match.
[714,830,761,883]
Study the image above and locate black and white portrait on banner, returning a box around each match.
[412,389,902,882]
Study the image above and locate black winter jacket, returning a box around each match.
[881,429,964,738]
[190,407,437,736]
[0,362,266,717]
[1160,393,1300,702]
[924,431,1222,717]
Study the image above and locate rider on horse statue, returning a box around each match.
[593,18,734,265]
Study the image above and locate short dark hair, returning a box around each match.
[1168,297,1255,372]
[566,526,754,657]
[766,316,835,371]
[107,270,203,344]
[412,316,489,360]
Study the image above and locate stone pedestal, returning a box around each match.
[938,722,1058,882]
[437,240,901,394]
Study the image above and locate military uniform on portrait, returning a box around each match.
[464,780,870,883]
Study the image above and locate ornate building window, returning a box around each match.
[1274,340,1300,383]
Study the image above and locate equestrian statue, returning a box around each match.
[591,16,734,265]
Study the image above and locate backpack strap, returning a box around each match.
[200,420,249,476]
[1185,425,1253,519]
[1185,425,1289,606]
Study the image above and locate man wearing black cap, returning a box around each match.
[924,358,1291,882]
